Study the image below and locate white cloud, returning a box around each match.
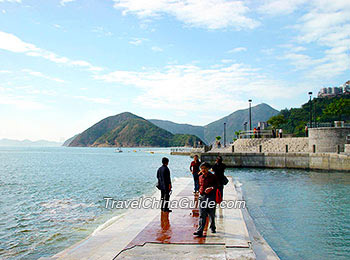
[151,46,163,52]
[263,1,350,79]
[73,96,111,104]
[0,93,47,110]
[113,0,260,30]
[282,53,322,70]
[258,0,308,15]
[0,0,21,3]
[92,26,113,37]
[294,1,350,78]
[129,37,148,45]
[0,31,103,72]
[60,0,75,6]
[95,63,298,114]
[221,59,233,63]
[228,47,247,53]
[261,48,274,55]
[22,69,65,83]
[279,44,307,53]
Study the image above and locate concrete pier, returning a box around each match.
[46,178,279,260]
[201,152,350,171]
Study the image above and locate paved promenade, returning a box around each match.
[48,177,279,260]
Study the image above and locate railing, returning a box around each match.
[307,122,350,128]
[307,122,333,128]
[170,147,193,153]
[238,130,275,139]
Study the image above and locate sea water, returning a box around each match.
[229,168,350,260]
[1,147,350,259]
[0,147,191,259]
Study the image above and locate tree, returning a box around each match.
[233,131,241,141]
[324,98,350,121]
[267,114,287,129]
[215,136,222,141]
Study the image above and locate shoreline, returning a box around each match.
[234,180,280,260]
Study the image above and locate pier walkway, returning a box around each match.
[48,178,279,260]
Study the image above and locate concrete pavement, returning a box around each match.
[46,177,279,260]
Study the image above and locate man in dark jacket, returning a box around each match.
[212,156,226,199]
[157,157,172,212]
[193,162,218,237]
[190,155,201,194]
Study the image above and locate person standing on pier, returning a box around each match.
[157,157,172,212]
[190,155,201,194]
[257,126,261,138]
[212,156,227,199]
[272,128,276,138]
[253,127,257,138]
[193,162,218,237]
[305,125,308,137]
[279,128,283,138]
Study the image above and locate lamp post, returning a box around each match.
[308,92,312,128]
[224,122,226,147]
[248,99,252,131]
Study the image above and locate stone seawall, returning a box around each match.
[309,127,350,153]
[201,152,350,171]
[233,137,309,153]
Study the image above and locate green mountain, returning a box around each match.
[149,119,205,142]
[269,96,350,136]
[204,103,279,143]
[150,103,278,144]
[68,112,202,147]
[62,134,78,146]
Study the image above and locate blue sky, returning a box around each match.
[0,0,349,141]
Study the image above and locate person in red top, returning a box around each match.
[190,155,201,194]
[193,162,218,237]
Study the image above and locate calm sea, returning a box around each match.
[0,147,191,259]
[0,147,349,259]
[229,168,350,260]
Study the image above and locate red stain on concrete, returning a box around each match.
[125,184,214,249]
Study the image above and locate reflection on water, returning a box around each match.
[229,168,350,260]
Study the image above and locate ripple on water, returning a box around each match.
[0,147,192,259]
[230,168,350,260]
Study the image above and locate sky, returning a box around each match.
[0,0,349,142]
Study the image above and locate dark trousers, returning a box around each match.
[197,195,216,232]
[193,172,199,192]
[161,189,170,211]
[218,185,224,199]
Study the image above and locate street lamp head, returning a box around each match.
[248,99,252,102]
[308,92,312,95]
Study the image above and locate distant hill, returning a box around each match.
[68,112,203,147]
[0,138,62,147]
[62,134,78,146]
[149,103,278,144]
[204,103,279,143]
[149,119,205,142]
